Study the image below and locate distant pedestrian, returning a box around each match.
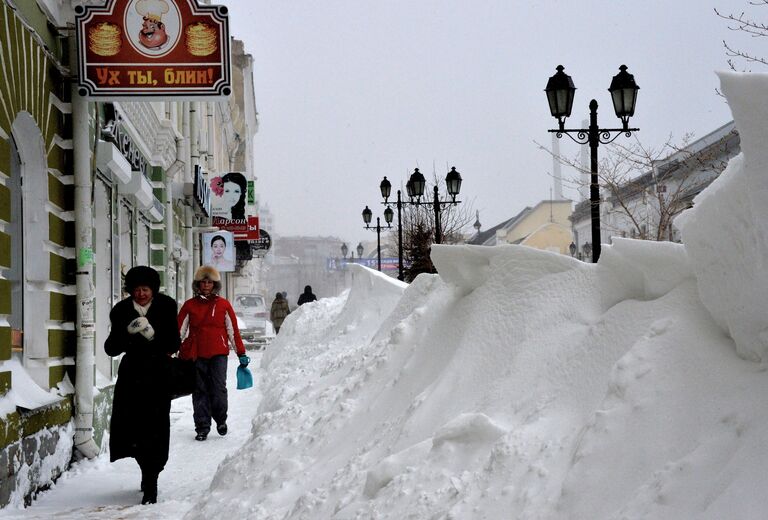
[178,266,248,442]
[270,292,291,333]
[297,285,317,306]
[104,266,181,505]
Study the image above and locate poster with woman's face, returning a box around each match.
[210,172,248,221]
[202,231,235,272]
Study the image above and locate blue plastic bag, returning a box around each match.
[236,364,253,390]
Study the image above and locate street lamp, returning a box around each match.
[583,241,593,262]
[362,205,391,272]
[341,242,348,259]
[380,166,464,280]
[546,65,639,263]
[356,242,364,259]
[569,241,576,257]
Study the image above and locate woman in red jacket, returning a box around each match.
[178,265,248,441]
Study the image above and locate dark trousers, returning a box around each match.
[192,355,228,434]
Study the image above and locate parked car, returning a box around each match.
[233,294,275,349]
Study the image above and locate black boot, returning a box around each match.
[141,472,158,505]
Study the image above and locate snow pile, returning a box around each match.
[678,72,768,363]
[188,72,768,519]
[0,358,65,417]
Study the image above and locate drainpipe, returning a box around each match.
[69,32,99,460]
[164,122,186,299]
[189,102,201,282]
[207,102,215,168]
[164,178,175,299]
[181,102,192,300]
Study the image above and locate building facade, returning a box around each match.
[0,0,259,507]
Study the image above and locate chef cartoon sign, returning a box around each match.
[124,0,180,56]
[75,0,231,97]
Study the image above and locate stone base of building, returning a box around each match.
[0,386,114,509]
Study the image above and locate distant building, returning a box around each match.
[262,235,348,307]
[467,199,574,255]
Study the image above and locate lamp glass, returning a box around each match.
[384,206,394,224]
[545,65,576,118]
[379,177,391,200]
[608,65,639,119]
[356,243,364,258]
[445,167,462,196]
[406,178,414,198]
[409,168,426,198]
[362,206,372,225]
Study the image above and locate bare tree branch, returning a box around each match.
[536,132,733,241]
[715,3,768,71]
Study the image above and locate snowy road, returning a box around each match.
[1,353,263,519]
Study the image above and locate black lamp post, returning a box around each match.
[379,176,403,280]
[362,205,391,272]
[569,241,577,257]
[546,65,639,263]
[380,166,463,280]
[356,242,364,259]
[340,242,348,260]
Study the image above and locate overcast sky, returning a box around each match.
[225,0,750,249]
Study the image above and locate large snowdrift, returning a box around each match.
[188,72,768,519]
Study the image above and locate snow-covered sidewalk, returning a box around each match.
[1,354,262,519]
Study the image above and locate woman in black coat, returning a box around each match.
[104,266,180,505]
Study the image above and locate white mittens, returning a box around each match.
[127,317,155,341]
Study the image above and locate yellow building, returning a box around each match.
[468,200,573,255]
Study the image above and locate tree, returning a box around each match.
[715,1,768,71]
[538,130,737,242]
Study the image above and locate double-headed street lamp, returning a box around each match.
[379,166,463,281]
[361,205,392,272]
[546,64,639,263]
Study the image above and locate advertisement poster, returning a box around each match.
[76,0,231,97]
[209,172,259,240]
[202,230,234,272]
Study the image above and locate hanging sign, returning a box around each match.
[75,0,231,98]
[250,229,271,252]
[193,165,211,217]
[212,215,259,240]
[201,230,235,272]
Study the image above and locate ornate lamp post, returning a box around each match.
[380,166,463,280]
[362,205,391,272]
[546,65,639,263]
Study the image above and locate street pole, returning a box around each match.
[376,217,382,271]
[396,190,404,281]
[588,100,601,262]
[546,65,640,264]
[433,185,442,245]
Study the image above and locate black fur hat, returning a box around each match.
[124,266,161,294]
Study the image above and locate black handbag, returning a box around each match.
[168,356,196,399]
